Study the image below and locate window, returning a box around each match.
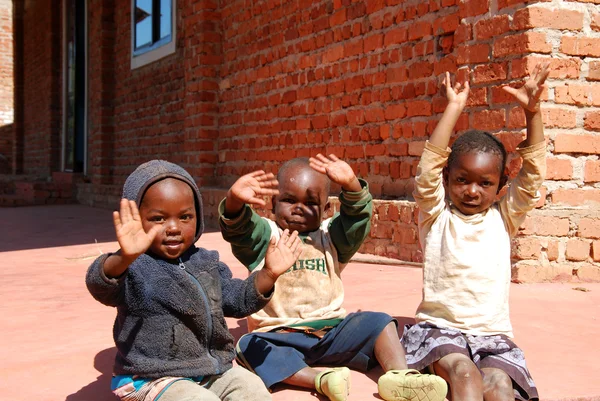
[131,0,176,69]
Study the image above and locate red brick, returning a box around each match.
[472,109,505,131]
[364,34,383,53]
[512,7,583,31]
[592,12,600,31]
[433,13,460,35]
[520,216,570,236]
[555,134,600,154]
[498,0,553,9]
[547,239,560,261]
[542,109,577,129]
[592,241,600,262]
[408,21,432,41]
[454,23,472,44]
[493,32,551,58]
[585,111,600,131]
[473,63,507,84]
[384,104,406,120]
[456,44,490,65]
[406,100,432,117]
[513,237,542,260]
[578,218,600,239]
[554,84,600,106]
[566,239,590,261]
[584,160,600,183]
[384,27,408,47]
[546,158,573,180]
[512,57,580,80]
[589,61,600,82]
[561,37,600,57]
[512,262,573,283]
[551,189,600,206]
[459,0,489,18]
[474,15,510,40]
[577,264,600,282]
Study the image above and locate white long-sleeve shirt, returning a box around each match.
[413,140,546,337]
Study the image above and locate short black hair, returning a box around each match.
[278,157,331,194]
[448,130,507,172]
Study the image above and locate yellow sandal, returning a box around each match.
[377,369,448,401]
[314,367,351,401]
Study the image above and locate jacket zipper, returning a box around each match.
[179,258,219,372]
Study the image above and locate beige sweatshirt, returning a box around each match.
[413,140,546,337]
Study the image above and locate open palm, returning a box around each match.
[502,62,550,112]
[113,199,160,260]
[264,229,302,278]
[229,171,279,207]
[444,71,469,109]
[309,154,356,188]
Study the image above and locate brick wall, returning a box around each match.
[13,0,600,281]
[19,1,61,176]
[0,0,13,172]
[216,0,600,281]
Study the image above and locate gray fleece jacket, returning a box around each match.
[86,160,270,379]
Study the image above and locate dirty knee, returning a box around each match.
[483,369,512,393]
[448,359,481,385]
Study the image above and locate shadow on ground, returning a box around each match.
[0,204,220,252]
[66,347,118,401]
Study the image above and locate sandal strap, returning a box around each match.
[385,368,421,376]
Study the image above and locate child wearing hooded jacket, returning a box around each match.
[86,160,302,401]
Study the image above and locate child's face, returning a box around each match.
[444,151,503,215]
[273,166,329,234]
[139,178,197,260]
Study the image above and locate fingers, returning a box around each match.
[112,210,122,230]
[536,62,550,86]
[279,229,302,253]
[501,85,518,96]
[247,196,267,207]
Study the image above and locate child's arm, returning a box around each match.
[220,171,279,270]
[429,72,470,149]
[502,62,549,146]
[499,63,550,235]
[86,199,162,306]
[309,154,372,264]
[103,199,161,278]
[413,73,469,231]
[220,229,301,317]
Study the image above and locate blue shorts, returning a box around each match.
[235,311,395,388]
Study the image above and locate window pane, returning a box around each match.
[135,0,153,49]
[159,0,171,41]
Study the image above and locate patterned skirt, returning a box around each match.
[401,322,538,401]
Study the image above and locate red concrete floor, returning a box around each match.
[1,205,599,401]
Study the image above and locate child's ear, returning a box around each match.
[443,167,449,187]
[324,201,331,212]
[271,196,277,212]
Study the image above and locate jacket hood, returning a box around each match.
[122,160,204,242]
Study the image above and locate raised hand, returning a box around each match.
[502,62,550,113]
[309,154,361,192]
[263,229,302,279]
[113,198,161,261]
[225,171,279,216]
[443,71,470,110]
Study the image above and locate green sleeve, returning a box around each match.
[218,199,272,271]
[328,178,373,264]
